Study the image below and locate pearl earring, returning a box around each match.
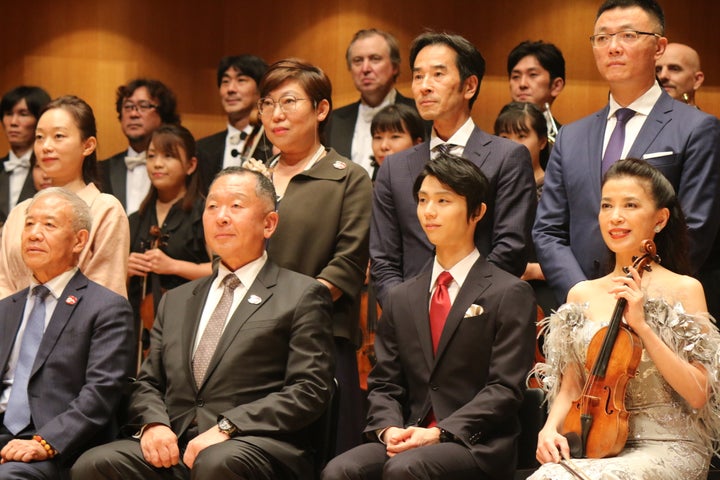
[654,225,661,233]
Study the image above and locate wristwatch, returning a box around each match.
[438,428,456,443]
[218,417,239,437]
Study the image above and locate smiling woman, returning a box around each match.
[0,95,129,299]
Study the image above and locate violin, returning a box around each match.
[562,239,660,458]
[357,280,381,390]
[138,225,168,356]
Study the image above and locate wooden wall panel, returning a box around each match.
[0,0,717,158]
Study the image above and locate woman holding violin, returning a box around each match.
[530,159,720,479]
[127,124,210,352]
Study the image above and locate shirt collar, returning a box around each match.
[429,249,480,293]
[29,267,79,300]
[608,81,662,118]
[215,251,267,292]
[429,117,475,152]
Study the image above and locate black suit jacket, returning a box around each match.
[0,270,133,464]
[98,151,128,208]
[127,259,335,478]
[0,154,36,222]
[325,91,429,159]
[370,125,536,305]
[366,256,536,480]
[196,126,274,194]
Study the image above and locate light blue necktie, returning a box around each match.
[4,285,50,434]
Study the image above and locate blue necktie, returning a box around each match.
[601,108,635,175]
[4,285,51,434]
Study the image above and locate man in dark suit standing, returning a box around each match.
[0,187,133,479]
[371,31,536,306]
[534,0,720,305]
[73,167,335,479]
[323,155,536,480]
[196,55,275,195]
[98,78,180,214]
[0,86,51,222]
[326,29,427,178]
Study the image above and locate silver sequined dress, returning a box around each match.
[529,299,720,480]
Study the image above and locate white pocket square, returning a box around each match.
[642,151,673,159]
[465,304,484,317]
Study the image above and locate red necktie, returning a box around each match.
[430,271,453,354]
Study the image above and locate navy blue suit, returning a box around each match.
[370,126,536,306]
[534,90,720,302]
[0,270,133,477]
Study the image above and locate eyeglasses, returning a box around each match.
[257,95,309,116]
[122,101,158,114]
[590,30,661,48]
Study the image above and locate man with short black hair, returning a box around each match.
[99,78,180,214]
[507,40,565,144]
[196,55,274,194]
[534,0,720,307]
[0,86,51,221]
[323,154,535,480]
[370,31,536,306]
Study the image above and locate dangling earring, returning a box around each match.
[654,225,662,233]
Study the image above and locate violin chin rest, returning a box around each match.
[564,432,583,458]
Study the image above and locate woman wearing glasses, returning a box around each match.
[0,95,129,298]
[258,59,372,454]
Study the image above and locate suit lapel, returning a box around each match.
[462,127,492,169]
[589,107,609,194]
[335,103,359,157]
[407,272,434,369]
[183,276,214,387]
[197,262,277,390]
[110,156,127,207]
[628,93,673,159]
[31,271,87,376]
[0,290,30,374]
[434,258,492,365]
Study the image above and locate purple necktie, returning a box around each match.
[602,108,635,175]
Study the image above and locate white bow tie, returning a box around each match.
[124,151,147,170]
[4,156,30,173]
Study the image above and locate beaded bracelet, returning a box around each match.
[32,435,57,458]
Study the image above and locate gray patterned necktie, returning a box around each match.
[4,285,51,434]
[192,274,241,388]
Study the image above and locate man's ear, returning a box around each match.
[550,77,565,98]
[470,202,487,224]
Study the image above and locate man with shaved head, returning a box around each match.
[655,42,704,107]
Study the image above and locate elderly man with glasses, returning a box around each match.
[533,0,720,312]
[99,78,180,215]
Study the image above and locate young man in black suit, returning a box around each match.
[323,155,536,480]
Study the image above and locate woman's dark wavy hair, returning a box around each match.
[602,158,690,274]
[138,124,202,216]
[40,95,99,185]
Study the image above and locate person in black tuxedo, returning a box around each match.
[326,28,429,178]
[323,154,536,480]
[195,55,275,194]
[0,86,51,222]
[98,78,180,214]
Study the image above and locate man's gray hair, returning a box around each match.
[27,187,92,233]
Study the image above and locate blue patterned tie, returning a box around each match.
[601,108,635,175]
[4,285,50,434]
